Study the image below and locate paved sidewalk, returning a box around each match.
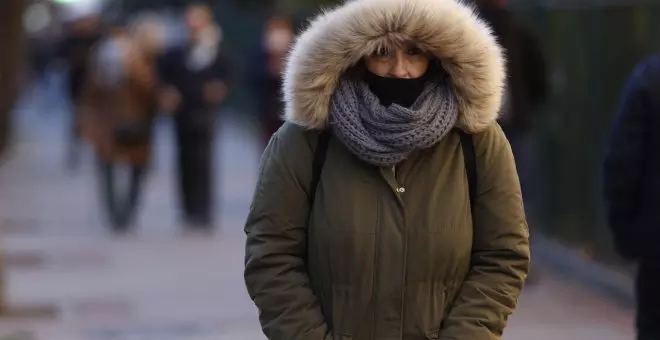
[0,96,635,339]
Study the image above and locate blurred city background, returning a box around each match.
[0,0,656,338]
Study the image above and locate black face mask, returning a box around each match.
[364,71,428,108]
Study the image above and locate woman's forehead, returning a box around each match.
[367,38,426,53]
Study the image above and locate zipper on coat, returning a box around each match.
[399,196,409,339]
[371,194,381,340]
[391,166,406,195]
[390,165,408,339]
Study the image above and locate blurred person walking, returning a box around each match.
[244,0,530,339]
[79,17,165,233]
[158,3,233,231]
[60,13,102,171]
[604,54,660,340]
[249,15,294,147]
[473,0,548,194]
[24,1,61,90]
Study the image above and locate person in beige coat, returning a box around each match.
[79,17,164,232]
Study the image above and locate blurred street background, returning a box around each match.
[1,0,658,338]
[0,70,636,340]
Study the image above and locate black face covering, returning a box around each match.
[364,71,428,108]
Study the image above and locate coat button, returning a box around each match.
[397,187,406,193]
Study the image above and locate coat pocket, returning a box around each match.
[331,287,352,337]
[309,178,379,286]
[410,283,448,337]
[425,329,439,340]
[114,119,151,147]
[330,286,371,339]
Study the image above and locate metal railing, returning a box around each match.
[515,3,660,266]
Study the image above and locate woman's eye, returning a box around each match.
[407,47,423,56]
[374,47,390,58]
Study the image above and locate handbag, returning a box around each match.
[114,120,150,147]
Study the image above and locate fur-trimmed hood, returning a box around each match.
[283,0,505,133]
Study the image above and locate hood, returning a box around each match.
[283,0,506,133]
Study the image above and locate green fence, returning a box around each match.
[514,3,660,266]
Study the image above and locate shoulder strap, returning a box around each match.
[309,129,474,212]
[458,130,477,213]
[308,129,332,207]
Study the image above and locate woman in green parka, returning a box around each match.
[244,0,530,339]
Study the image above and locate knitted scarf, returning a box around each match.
[330,76,459,167]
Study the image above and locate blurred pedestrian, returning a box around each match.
[473,0,548,194]
[474,0,548,139]
[604,53,660,340]
[23,1,63,117]
[158,3,233,231]
[249,15,294,147]
[79,16,165,232]
[244,0,530,338]
[59,13,102,171]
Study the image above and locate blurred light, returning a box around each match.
[57,0,105,22]
[24,3,52,33]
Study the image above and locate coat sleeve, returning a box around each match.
[126,43,157,102]
[439,123,530,340]
[603,62,650,258]
[244,124,331,340]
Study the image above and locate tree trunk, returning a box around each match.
[0,0,26,312]
[0,0,26,159]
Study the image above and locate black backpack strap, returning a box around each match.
[308,129,332,207]
[458,130,477,213]
[309,129,473,212]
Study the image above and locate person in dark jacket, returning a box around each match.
[60,13,103,171]
[604,54,660,340]
[244,0,530,338]
[473,0,548,201]
[474,0,548,138]
[158,3,232,230]
[248,16,294,147]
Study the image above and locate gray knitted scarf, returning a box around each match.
[330,76,459,167]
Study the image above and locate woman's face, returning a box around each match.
[364,43,430,78]
[264,26,293,54]
[186,6,212,33]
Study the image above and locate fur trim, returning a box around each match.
[283,0,506,133]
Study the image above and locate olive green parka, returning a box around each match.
[244,0,530,339]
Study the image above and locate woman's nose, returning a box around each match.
[390,53,409,78]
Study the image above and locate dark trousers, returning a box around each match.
[175,113,215,227]
[98,160,145,231]
[636,260,660,340]
[66,80,84,171]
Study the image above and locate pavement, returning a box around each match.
[0,84,636,339]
